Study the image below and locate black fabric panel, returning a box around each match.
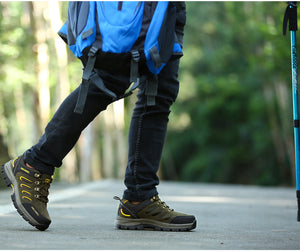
[132,2,157,51]
[157,4,176,63]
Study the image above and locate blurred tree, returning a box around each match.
[0,3,10,175]
[162,2,294,186]
[29,2,51,134]
[0,2,297,188]
[47,1,78,183]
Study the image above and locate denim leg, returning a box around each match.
[123,59,180,201]
[24,70,130,175]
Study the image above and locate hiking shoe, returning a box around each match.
[114,195,196,231]
[1,156,52,231]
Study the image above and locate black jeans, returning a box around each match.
[24,59,180,201]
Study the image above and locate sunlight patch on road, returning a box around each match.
[0,180,113,216]
[164,196,295,207]
[0,203,14,216]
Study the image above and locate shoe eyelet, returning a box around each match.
[34,195,40,199]
[34,173,40,178]
[34,187,40,191]
[35,181,40,185]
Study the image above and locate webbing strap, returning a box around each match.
[89,72,117,99]
[149,46,162,69]
[130,50,140,83]
[145,75,158,106]
[74,46,98,114]
[74,79,89,114]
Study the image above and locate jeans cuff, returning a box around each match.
[122,187,158,201]
[23,150,55,176]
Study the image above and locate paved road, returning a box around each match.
[0,179,299,250]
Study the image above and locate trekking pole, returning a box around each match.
[283,1,300,221]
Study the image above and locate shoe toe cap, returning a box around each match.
[170,215,195,224]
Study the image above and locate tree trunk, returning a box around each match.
[0,133,10,188]
[102,106,115,178]
[113,99,127,178]
[28,2,51,136]
[47,1,78,183]
[79,124,93,182]
[102,100,127,178]
[263,82,294,185]
[47,1,69,109]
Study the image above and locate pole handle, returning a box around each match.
[283,2,298,35]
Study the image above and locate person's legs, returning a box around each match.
[1,69,130,231]
[24,70,130,175]
[123,59,180,202]
[117,60,196,231]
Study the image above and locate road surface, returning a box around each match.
[0,179,299,250]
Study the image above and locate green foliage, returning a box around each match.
[0,2,296,187]
[162,2,293,186]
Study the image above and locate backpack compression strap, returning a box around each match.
[145,75,158,106]
[74,46,117,114]
[128,49,158,106]
[74,47,98,114]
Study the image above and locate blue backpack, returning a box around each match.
[59,1,182,114]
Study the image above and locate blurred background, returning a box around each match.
[0,2,296,187]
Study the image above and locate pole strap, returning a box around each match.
[283,2,298,35]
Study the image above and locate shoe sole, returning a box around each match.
[115,216,196,231]
[1,161,49,231]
